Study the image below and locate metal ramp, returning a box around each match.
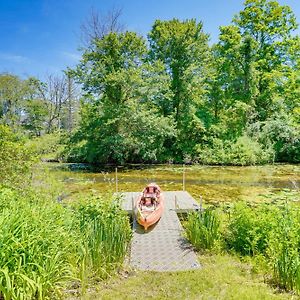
[121,191,201,272]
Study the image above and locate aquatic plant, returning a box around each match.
[75,196,132,278]
[185,207,220,251]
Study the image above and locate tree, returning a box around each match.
[35,75,69,133]
[0,74,29,129]
[213,0,299,122]
[80,7,125,47]
[68,31,174,164]
[148,19,211,157]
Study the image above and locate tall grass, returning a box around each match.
[185,199,300,294]
[267,204,300,292]
[185,208,220,251]
[0,187,131,299]
[76,197,132,279]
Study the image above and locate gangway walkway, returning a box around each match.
[121,191,201,272]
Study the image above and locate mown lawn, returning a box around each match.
[66,254,297,300]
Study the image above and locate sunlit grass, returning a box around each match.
[72,254,295,300]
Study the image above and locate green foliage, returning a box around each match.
[70,31,146,102]
[247,114,300,163]
[2,0,299,165]
[185,208,220,251]
[267,204,300,292]
[0,187,75,299]
[67,31,175,164]
[185,197,300,294]
[0,74,29,129]
[227,135,274,165]
[63,101,175,164]
[226,202,276,255]
[0,125,34,187]
[25,132,63,156]
[0,187,131,299]
[23,98,48,136]
[148,19,211,158]
[75,197,131,278]
[195,135,274,165]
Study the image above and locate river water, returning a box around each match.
[43,163,299,205]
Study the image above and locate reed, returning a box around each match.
[185,208,220,251]
[76,197,132,278]
[267,204,300,292]
[0,187,131,299]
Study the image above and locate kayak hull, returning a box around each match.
[135,185,164,231]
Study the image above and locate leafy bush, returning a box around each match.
[195,135,274,165]
[63,101,175,164]
[25,132,63,157]
[228,135,274,165]
[226,202,276,256]
[185,199,300,294]
[247,115,300,163]
[0,125,35,187]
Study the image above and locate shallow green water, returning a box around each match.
[42,163,300,205]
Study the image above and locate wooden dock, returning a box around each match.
[120,191,201,272]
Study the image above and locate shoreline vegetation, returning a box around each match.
[0,124,299,299]
[0,0,299,298]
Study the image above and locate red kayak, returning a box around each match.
[135,183,164,231]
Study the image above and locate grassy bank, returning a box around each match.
[0,187,131,299]
[67,254,296,300]
[185,195,300,295]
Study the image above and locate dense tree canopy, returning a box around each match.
[65,0,300,164]
[1,0,299,165]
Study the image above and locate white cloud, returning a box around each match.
[0,52,30,63]
[61,51,81,61]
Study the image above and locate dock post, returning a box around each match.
[182,165,185,191]
[115,167,118,193]
[132,196,135,218]
[200,195,203,211]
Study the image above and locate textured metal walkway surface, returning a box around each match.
[121,191,201,272]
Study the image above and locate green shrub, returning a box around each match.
[25,132,63,157]
[247,115,300,163]
[0,125,35,187]
[185,207,220,251]
[195,135,274,165]
[228,135,274,165]
[226,202,276,256]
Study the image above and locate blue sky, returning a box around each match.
[1,0,299,80]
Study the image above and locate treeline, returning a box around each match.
[65,0,299,165]
[0,73,79,136]
[1,0,300,165]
